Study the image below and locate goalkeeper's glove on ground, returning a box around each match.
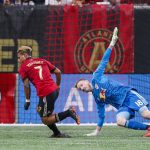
[86,129,100,136]
[24,99,30,110]
[109,27,118,47]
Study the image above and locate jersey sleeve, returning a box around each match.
[45,60,56,71]
[19,66,27,80]
[96,103,105,127]
[93,48,112,80]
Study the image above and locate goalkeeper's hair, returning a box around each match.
[74,78,86,88]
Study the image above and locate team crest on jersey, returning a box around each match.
[74,28,124,73]
[95,84,99,89]
[37,106,42,112]
[99,88,106,101]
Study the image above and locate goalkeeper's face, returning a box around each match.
[76,80,92,92]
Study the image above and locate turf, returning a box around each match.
[0,126,150,150]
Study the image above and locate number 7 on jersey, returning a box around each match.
[34,65,43,80]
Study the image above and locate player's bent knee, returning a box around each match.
[41,117,51,125]
[116,111,130,127]
[41,115,56,125]
[141,110,150,119]
[42,117,55,125]
[116,117,127,127]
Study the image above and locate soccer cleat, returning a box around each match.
[143,127,150,137]
[50,133,71,138]
[68,107,80,125]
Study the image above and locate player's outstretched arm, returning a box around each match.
[109,27,118,49]
[23,78,31,110]
[93,27,118,78]
[53,67,61,88]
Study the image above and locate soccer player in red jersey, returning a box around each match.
[18,46,80,138]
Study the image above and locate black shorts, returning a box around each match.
[37,89,59,117]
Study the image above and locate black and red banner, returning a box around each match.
[0,5,135,73]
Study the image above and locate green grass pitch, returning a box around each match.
[0,126,150,150]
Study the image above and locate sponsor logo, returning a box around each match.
[74,29,124,73]
[99,88,106,101]
[37,106,42,112]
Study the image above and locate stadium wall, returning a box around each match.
[0,5,150,124]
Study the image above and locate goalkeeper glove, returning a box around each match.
[86,129,100,136]
[24,99,30,110]
[109,27,118,47]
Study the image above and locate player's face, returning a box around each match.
[76,80,92,92]
[17,53,26,64]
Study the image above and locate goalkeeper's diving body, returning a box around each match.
[75,27,150,137]
[17,46,80,138]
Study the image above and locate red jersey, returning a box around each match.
[18,58,58,97]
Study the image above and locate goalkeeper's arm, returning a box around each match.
[86,104,105,136]
[86,126,102,136]
[108,27,118,49]
[86,116,104,136]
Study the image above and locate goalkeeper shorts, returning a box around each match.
[117,90,149,119]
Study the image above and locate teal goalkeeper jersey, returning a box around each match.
[91,48,132,127]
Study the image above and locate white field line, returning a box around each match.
[0,123,117,126]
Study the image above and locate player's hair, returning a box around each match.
[17,46,32,56]
[74,78,86,88]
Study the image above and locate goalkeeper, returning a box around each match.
[75,27,150,137]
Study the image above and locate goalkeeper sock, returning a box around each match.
[55,110,70,122]
[125,120,149,130]
[47,124,61,135]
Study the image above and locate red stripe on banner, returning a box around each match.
[63,5,79,73]
[0,74,16,123]
[119,4,134,73]
[91,4,107,29]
